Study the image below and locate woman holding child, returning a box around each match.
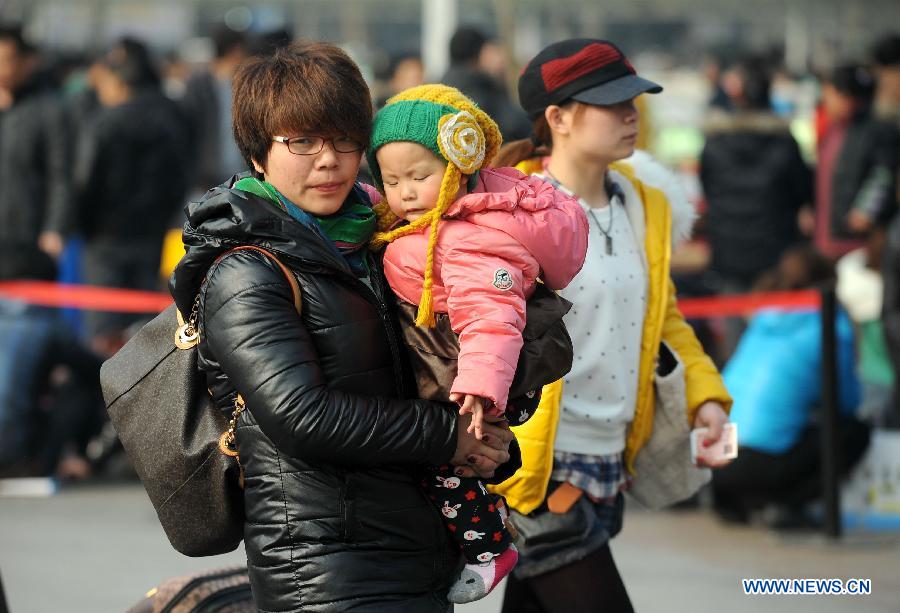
[172,34,733,613]
[170,42,515,612]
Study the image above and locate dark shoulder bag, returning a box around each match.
[100,246,302,557]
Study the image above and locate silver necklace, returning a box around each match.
[588,206,614,256]
[544,170,615,255]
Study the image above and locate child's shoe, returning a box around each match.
[447,543,518,604]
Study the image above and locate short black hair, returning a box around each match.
[828,63,876,101]
[0,24,34,55]
[211,24,246,59]
[735,56,771,110]
[872,34,900,67]
[103,36,161,90]
[449,26,487,65]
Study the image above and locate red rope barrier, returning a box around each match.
[0,281,171,313]
[677,289,821,318]
[0,282,822,318]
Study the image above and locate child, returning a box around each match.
[367,84,588,603]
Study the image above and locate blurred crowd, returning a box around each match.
[694,36,900,528]
[0,20,899,533]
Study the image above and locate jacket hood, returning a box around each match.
[621,150,697,248]
[444,167,588,289]
[170,173,362,314]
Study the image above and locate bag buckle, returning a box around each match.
[175,295,201,349]
[218,394,246,488]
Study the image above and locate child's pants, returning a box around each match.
[423,390,540,564]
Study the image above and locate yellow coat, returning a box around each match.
[491,155,732,514]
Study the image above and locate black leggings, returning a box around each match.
[501,544,634,613]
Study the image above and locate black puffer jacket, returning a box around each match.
[73,89,189,242]
[700,112,812,283]
[171,179,462,612]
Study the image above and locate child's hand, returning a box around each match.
[450,393,489,440]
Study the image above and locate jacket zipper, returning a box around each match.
[365,264,406,398]
[159,568,247,613]
[279,253,407,398]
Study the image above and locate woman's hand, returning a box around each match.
[450,413,513,479]
[692,401,732,469]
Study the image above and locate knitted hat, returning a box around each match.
[368,84,502,327]
[367,84,502,190]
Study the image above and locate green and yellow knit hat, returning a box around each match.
[367,84,502,327]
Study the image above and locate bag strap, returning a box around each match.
[223,245,302,314]
[175,245,302,350]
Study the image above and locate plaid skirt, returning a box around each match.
[550,450,632,502]
[511,452,632,578]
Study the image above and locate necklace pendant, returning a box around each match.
[605,235,613,256]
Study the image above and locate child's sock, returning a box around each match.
[447,543,518,604]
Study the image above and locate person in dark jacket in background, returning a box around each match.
[0,25,71,259]
[170,42,514,612]
[872,35,900,132]
[441,26,529,141]
[881,214,900,426]
[180,24,248,195]
[700,56,812,292]
[815,63,900,259]
[72,37,189,353]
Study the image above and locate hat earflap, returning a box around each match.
[369,162,462,328]
[414,163,462,327]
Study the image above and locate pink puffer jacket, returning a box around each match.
[379,167,588,411]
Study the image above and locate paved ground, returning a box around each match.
[1,483,898,612]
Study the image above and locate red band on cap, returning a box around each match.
[540,43,627,92]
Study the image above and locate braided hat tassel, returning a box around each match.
[370,200,436,250]
[415,164,461,327]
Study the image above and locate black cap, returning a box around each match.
[518,39,662,119]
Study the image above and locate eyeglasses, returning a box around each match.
[272,135,364,155]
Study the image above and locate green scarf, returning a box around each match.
[234,177,376,276]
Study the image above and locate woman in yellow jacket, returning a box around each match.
[493,39,733,613]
